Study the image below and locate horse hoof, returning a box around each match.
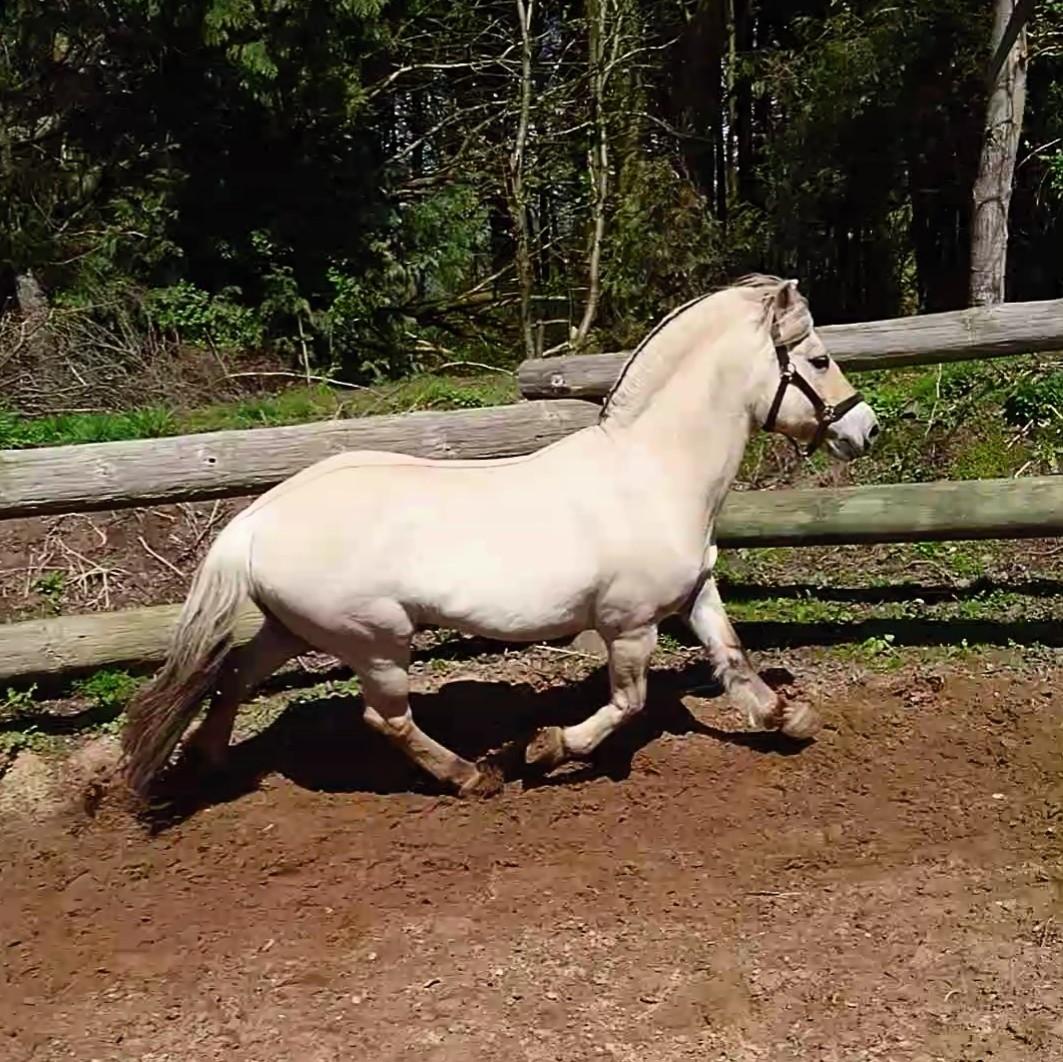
[780,701,822,740]
[177,738,228,778]
[525,726,566,770]
[458,762,504,799]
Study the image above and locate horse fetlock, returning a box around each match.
[184,725,231,771]
[364,706,415,742]
[525,726,567,771]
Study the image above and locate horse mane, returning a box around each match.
[599,273,813,425]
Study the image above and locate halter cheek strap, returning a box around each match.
[762,343,864,456]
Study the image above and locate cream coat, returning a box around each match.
[122,276,879,797]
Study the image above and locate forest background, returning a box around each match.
[3,0,1060,404]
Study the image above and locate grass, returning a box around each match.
[715,535,1046,590]
[0,373,518,450]
[723,586,1060,626]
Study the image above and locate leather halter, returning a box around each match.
[762,341,864,456]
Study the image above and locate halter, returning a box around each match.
[762,341,864,456]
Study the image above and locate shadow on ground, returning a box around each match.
[144,659,806,830]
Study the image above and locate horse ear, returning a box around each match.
[772,279,803,329]
[775,278,800,312]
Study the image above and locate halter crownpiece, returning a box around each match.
[762,341,864,456]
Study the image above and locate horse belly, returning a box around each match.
[402,536,599,641]
[248,482,600,643]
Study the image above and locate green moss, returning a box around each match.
[948,425,1023,481]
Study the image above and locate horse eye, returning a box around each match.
[809,355,830,371]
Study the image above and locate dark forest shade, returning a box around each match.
[2,0,1062,373]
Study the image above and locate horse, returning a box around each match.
[121,275,879,799]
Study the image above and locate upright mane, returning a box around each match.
[599,274,813,425]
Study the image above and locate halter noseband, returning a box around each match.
[762,341,864,456]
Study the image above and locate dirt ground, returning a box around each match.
[2,643,1062,1062]
[0,501,251,623]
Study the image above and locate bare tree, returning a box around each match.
[507,0,538,359]
[969,0,1033,306]
[572,0,614,348]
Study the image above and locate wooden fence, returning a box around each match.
[3,476,1062,684]
[518,297,1063,399]
[0,401,599,520]
[1,297,1062,683]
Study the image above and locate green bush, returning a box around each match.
[146,281,264,351]
[1003,371,1063,429]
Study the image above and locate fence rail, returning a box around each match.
[0,400,599,520]
[3,475,1062,684]
[517,298,1063,400]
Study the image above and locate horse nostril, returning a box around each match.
[868,423,880,439]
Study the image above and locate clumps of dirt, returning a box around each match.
[0,735,120,826]
[0,749,56,820]
[1,654,1062,1061]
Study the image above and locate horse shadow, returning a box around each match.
[144,657,807,829]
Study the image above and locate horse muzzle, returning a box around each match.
[824,401,880,461]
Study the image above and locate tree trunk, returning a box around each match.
[735,0,756,205]
[13,270,55,369]
[724,0,738,216]
[573,0,619,350]
[508,0,537,359]
[969,0,1029,306]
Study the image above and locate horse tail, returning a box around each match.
[121,523,251,797]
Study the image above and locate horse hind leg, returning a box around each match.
[353,637,502,798]
[183,615,306,770]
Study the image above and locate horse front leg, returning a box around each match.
[684,575,821,739]
[526,625,657,771]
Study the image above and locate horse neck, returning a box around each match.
[607,329,773,527]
